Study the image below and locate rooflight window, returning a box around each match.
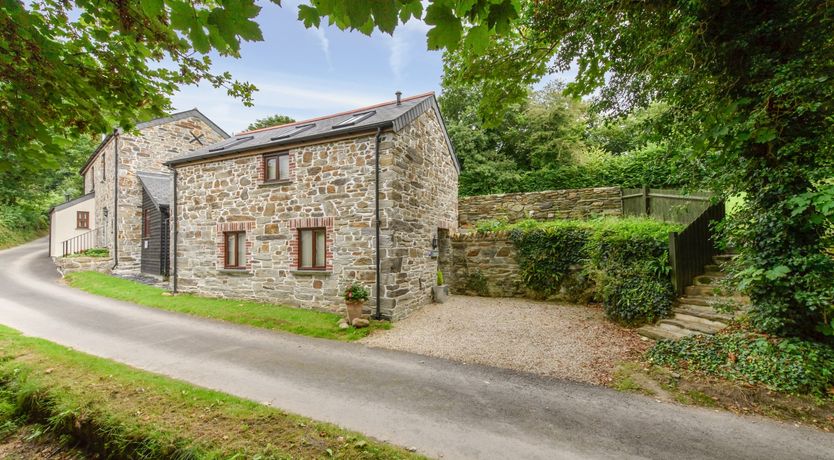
[208,135,253,152]
[270,123,315,141]
[332,111,375,129]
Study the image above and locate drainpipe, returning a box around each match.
[374,127,382,320]
[170,166,178,293]
[112,129,119,269]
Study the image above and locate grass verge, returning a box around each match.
[65,271,389,341]
[612,361,834,432]
[0,224,46,251]
[0,325,420,459]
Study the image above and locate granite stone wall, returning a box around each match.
[458,187,623,227]
[83,117,226,274]
[54,256,113,276]
[172,109,459,319]
[439,234,525,298]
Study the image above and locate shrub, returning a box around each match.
[69,247,109,258]
[436,271,444,286]
[647,331,834,398]
[484,217,681,325]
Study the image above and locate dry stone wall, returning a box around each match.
[54,256,113,276]
[439,234,525,298]
[458,187,622,227]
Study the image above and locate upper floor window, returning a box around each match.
[101,153,106,182]
[264,152,289,182]
[224,231,246,269]
[90,166,95,191]
[299,228,326,270]
[77,211,89,229]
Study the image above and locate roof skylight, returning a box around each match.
[332,111,375,129]
[208,136,253,152]
[270,123,316,141]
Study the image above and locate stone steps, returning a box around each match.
[637,253,746,341]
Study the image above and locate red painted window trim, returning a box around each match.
[224,231,246,269]
[298,227,326,270]
[142,209,150,238]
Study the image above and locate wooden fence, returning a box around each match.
[622,187,713,225]
[622,187,725,295]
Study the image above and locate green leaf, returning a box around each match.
[297,4,321,28]
[398,1,423,22]
[464,24,489,55]
[425,3,462,50]
[765,265,791,280]
[140,0,165,17]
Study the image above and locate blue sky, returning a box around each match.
[169,1,443,134]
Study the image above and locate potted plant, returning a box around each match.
[432,270,448,303]
[344,282,369,323]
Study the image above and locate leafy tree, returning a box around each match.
[1,0,262,174]
[246,114,296,131]
[439,1,833,339]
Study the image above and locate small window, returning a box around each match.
[299,228,326,270]
[332,111,375,129]
[142,209,150,238]
[77,211,89,229]
[264,153,290,182]
[101,153,106,182]
[224,231,246,269]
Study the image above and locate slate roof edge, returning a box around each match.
[49,191,95,214]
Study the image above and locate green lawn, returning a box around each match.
[65,271,389,341]
[0,325,419,459]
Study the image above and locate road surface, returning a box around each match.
[0,238,831,459]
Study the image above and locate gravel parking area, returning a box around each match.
[362,296,649,385]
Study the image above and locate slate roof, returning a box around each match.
[49,192,94,214]
[166,92,459,171]
[79,108,230,174]
[137,171,172,209]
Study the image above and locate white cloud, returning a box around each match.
[309,26,333,71]
[384,19,430,81]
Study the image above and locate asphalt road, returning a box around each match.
[0,238,832,459]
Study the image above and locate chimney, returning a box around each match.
[395,91,402,106]
[64,193,71,203]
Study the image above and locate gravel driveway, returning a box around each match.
[362,296,649,385]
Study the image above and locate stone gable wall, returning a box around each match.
[458,187,622,227]
[381,109,459,320]
[173,109,459,319]
[110,117,226,273]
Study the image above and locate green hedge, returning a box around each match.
[479,218,681,325]
[648,331,834,397]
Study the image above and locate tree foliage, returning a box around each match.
[1,0,263,174]
[246,114,296,132]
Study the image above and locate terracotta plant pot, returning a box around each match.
[346,300,365,323]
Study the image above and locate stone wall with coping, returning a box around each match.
[172,109,458,319]
[458,187,623,227]
[54,256,113,276]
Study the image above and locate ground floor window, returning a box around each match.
[299,228,326,269]
[224,231,246,269]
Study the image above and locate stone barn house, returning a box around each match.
[166,92,459,320]
[49,109,229,272]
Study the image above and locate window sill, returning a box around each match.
[218,268,252,276]
[259,180,292,188]
[291,270,332,277]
